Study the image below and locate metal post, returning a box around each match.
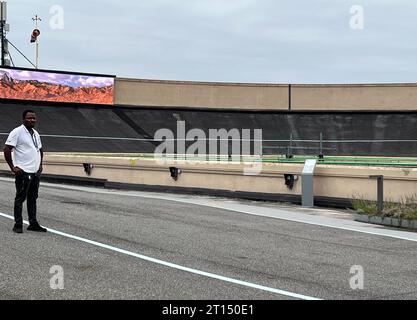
[286,133,293,158]
[319,132,324,159]
[0,20,4,66]
[0,2,5,67]
[302,159,317,207]
[32,14,41,69]
[370,175,384,214]
[35,38,39,68]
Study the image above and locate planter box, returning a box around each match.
[354,214,369,223]
[391,218,400,227]
[354,213,417,230]
[400,219,412,229]
[369,216,383,224]
[381,217,392,226]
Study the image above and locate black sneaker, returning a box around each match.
[27,223,47,232]
[13,224,23,233]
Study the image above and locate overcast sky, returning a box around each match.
[4,0,417,83]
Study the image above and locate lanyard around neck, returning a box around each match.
[29,131,38,149]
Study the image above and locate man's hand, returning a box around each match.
[12,166,23,176]
[37,165,43,175]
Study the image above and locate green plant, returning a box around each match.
[352,198,377,215]
[352,195,417,220]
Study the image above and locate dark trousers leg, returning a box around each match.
[27,174,40,225]
[14,174,39,225]
[14,174,29,226]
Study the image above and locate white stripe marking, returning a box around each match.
[0,211,321,300]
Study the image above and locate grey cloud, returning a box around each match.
[4,0,417,83]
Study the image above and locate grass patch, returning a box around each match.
[352,195,417,220]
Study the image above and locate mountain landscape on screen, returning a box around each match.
[0,70,113,105]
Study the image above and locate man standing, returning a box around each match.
[3,110,47,233]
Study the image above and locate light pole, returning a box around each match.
[31,14,41,69]
[1,1,7,67]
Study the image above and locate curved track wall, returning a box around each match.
[115,78,417,111]
[1,101,417,156]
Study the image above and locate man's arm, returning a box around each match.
[3,145,14,171]
[3,145,22,175]
[38,148,43,174]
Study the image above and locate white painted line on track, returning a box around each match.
[0,211,321,300]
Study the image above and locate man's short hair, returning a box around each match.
[22,110,35,119]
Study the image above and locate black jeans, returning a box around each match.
[14,172,40,226]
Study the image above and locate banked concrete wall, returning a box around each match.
[3,101,417,156]
[115,78,289,110]
[2,154,417,203]
[115,78,417,110]
[291,84,417,111]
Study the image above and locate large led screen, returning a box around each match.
[0,68,114,105]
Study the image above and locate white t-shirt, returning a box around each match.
[5,124,43,173]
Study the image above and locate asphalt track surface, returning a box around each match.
[0,178,417,300]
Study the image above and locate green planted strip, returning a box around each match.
[51,153,417,167]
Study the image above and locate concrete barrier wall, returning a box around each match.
[291,84,417,110]
[3,102,417,156]
[114,78,417,110]
[2,155,417,202]
[115,78,289,110]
